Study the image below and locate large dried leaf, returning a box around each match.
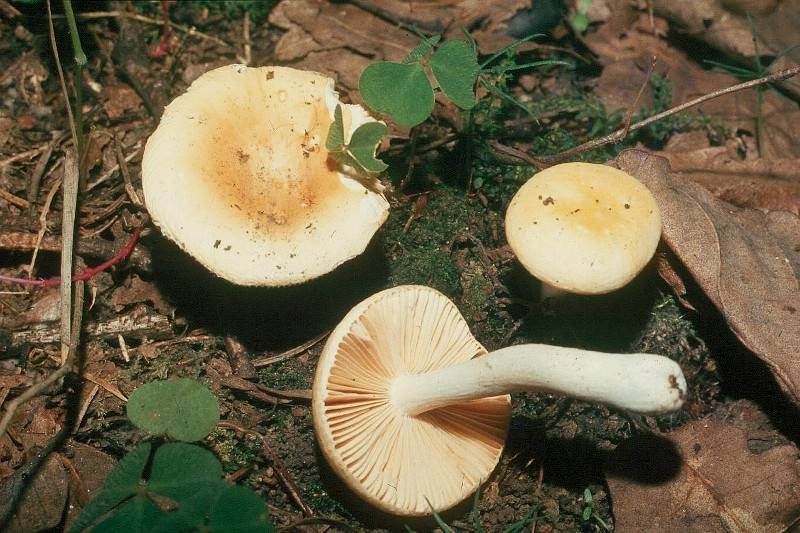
[615,150,800,404]
[655,134,800,215]
[651,0,800,100]
[268,0,532,92]
[585,11,800,159]
[606,403,800,532]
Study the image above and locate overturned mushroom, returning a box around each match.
[505,162,661,297]
[312,285,686,516]
[142,65,389,286]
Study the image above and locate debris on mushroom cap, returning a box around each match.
[505,162,662,294]
[312,285,511,516]
[142,65,389,286]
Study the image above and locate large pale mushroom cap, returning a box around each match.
[142,65,389,286]
[505,162,661,294]
[312,285,511,516]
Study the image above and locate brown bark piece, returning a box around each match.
[615,150,800,405]
[607,417,800,532]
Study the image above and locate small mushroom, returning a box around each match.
[312,285,686,516]
[142,65,389,286]
[505,162,661,296]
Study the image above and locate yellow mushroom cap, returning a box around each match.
[142,65,389,286]
[505,162,661,294]
[312,285,511,516]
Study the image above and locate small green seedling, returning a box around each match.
[334,33,570,174]
[570,0,594,33]
[72,379,274,533]
[325,104,388,174]
[581,487,610,531]
[360,35,479,127]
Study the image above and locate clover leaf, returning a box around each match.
[429,39,480,110]
[359,61,434,127]
[71,443,274,533]
[127,379,219,442]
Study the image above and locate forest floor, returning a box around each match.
[1,1,799,531]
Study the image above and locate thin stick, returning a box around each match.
[0,281,84,440]
[251,330,329,367]
[58,148,79,365]
[113,135,143,207]
[73,10,231,49]
[48,1,78,151]
[218,421,315,517]
[0,227,142,287]
[492,64,800,168]
[27,177,61,279]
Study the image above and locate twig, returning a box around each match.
[251,330,329,367]
[26,141,55,210]
[218,421,315,517]
[0,227,142,288]
[0,187,30,209]
[0,281,84,440]
[113,135,143,207]
[0,229,152,271]
[491,64,800,168]
[619,55,657,139]
[73,10,232,49]
[8,307,173,345]
[48,1,78,153]
[0,144,51,168]
[27,177,61,279]
[0,0,21,18]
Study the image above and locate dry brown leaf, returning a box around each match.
[586,12,800,159]
[615,150,800,404]
[268,0,533,93]
[63,442,117,529]
[606,409,800,532]
[651,0,800,100]
[0,454,69,533]
[109,274,175,316]
[655,134,800,215]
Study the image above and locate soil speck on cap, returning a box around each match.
[543,196,555,205]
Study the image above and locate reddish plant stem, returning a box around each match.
[0,227,142,288]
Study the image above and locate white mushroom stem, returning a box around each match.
[391,344,686,416]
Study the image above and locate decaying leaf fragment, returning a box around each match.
[655,134,800,215]
[606,412,800,532]
[615,150,800,404]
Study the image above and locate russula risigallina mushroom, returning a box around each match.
[312,285,686,516]
[505,162,661,297]
[142,64,389,286]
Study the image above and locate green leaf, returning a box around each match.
[347,122,388,173]
[359,61,434,127]
[207,485,275,533]
[69,443,152,533]
[582,505,592,521]
[325,104,345,151]
[93,497,166,533]
[571,12,590,33]
[148,443,223,501]
[403,34,441,63]
[127,379,219,442]
[583,487,593,503]
[429,40,479,109]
